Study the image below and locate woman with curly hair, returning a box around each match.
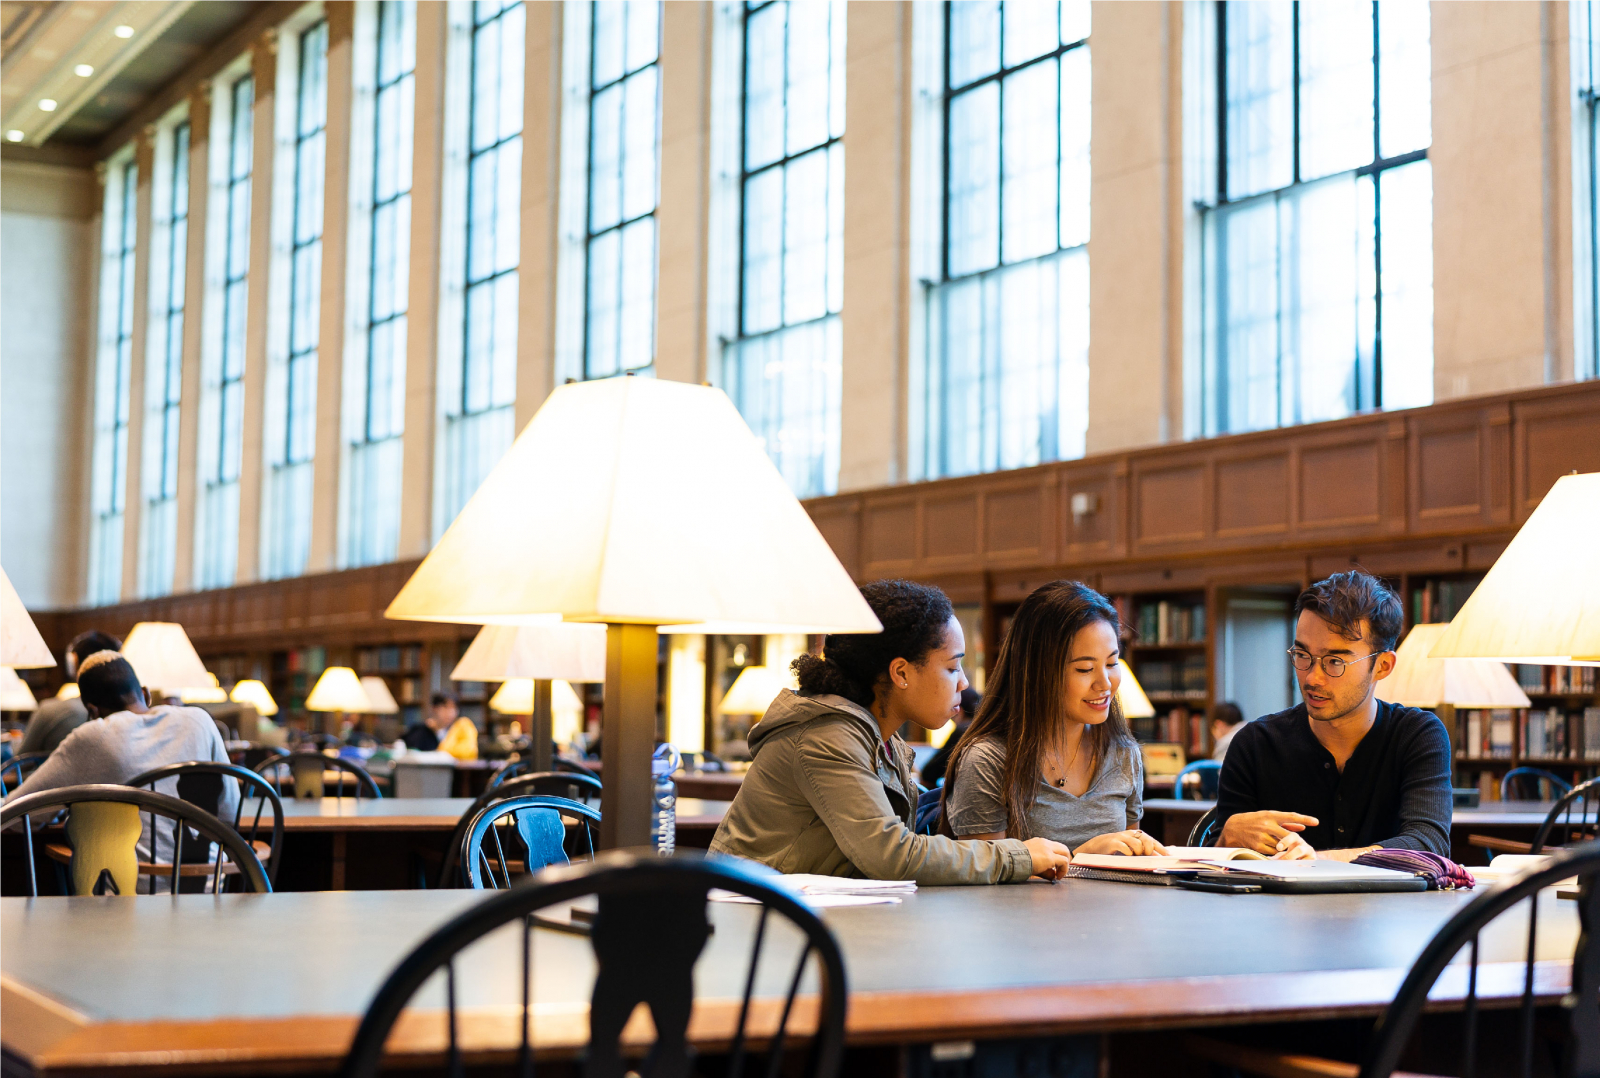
[710,579,1073,884]
[939,580,1165,856]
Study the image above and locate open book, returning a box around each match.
[1072,848,1265,873]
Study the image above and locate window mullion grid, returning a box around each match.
[161,123,189,501]
[1369,0,1382,411]
[463,3,519,415]
[366,2,414,444]
[110,160,138,517]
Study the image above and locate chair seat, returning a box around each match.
[45,840,273,877]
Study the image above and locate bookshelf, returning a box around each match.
[354,643,428,731]
[1121,591,1212,757]
[269,646,326,729]
[1449,665,1600,799]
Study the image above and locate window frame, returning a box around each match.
[214,73,254,491]
[284,19,329,468]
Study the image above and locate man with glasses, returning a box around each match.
[1215,570,1452,860]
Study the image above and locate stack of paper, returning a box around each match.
[712,874,916,908]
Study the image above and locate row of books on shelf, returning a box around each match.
[1131,707,1207,757]
[356,646,424,674]
[1135,655,1207,696]
[1458,707,1600,760]
[1514,664,1598,695]
[1412,577,1479,626]
[1135,601,1206,646]
[280,647,326,674]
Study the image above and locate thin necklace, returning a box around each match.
[1050,736,1083,788]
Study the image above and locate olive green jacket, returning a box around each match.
[709,690,1034,885]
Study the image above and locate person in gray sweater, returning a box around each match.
[15,629,122,757]
[7,651,239,869]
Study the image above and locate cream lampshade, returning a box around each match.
[1117,665,1157,719]
[1,667,39,710]
[1430,472,1600,666]
[305,667,374,713]
[120,622,212,694]
[178,673,230,704]
[453,624,608,771]
[719,665,794,717]
[1379,623,1532,708]
[359,676,401,714]
[229,679,278,717]
[1,568,54,669]
[386,378,881,848]
[451,623,608,681]
[56,682,80,700]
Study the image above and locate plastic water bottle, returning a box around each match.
[651,742,681,856]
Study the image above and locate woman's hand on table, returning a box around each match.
[1073,830,1169,857]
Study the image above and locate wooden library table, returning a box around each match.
[1141,799,1585,864]
[1,879,1575,1076]
[256,798,731,890]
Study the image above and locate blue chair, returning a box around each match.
[1173,759,1221,801]
[460,794,601,888]
[1186,807,1221,847]
[0,752,47,797]
[1500,766,1571,802]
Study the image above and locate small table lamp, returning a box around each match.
[1430,472,1600,667]
[1,568,55,669]
[230,679,278,717]
[359,677,401,715]
[718,665,793,720]
[387,378,881,848]
[121,622,212,702]
[179,674,230,704]
[1,666,39,711]
[452,623,607,772]
[1382,623,1531,760]
[1117,666,1157,720]
[304,667,374,735]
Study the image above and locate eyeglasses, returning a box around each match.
[1286,649,1381,678]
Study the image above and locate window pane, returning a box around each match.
[587,227,622,377]
[949,0,1001,88]
[621,67,659,222]
[1003,0,1057,68]
[783,147,829,324]
[1378,0,1430,158]
[618,217,655,373]
[589,82,623,231]
[948,81,1001,276]
[1378,160,1433,409]
[787,1,832,155]
[742,165,783,335]
[1282,174,1360,424]
[625,0,659,71]
[744,2,785,170]
[1001,58,1059,264]
[1059,44,1090,248]
[1224,0,1293,200]
[1298,1,1373,182]
[593,0,625,87]
[1218,198,1281,433]
[1060,0,1089,45]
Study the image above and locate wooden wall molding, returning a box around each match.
[806,381,1600,587]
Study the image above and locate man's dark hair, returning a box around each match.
[1294,569,1403,653]
[1212,701,1244,727]
[68,630,122,669]
[793,579,955,710]
[76,652,144,714]
[430,691,457,709]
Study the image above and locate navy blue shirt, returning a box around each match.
[1215,700,1452,854]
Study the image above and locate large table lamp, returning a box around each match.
[230,679,278,717]
[718,664,793,721]
[452,623,607,772]
[120,622,212,700]
[2,568,55,669]
[387,377,881,849]
[1430,472,1599,667]
[1381,623,1531,756]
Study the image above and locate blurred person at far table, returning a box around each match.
[1209,702,1245,764]
[17,630,122,758]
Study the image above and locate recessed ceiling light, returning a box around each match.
[74,63,94,77]
[113,24,134,38]
[6,130,24,143]
[38,99,57,112]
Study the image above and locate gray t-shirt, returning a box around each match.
[945,734,1144,848]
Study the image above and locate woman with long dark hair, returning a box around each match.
[710,579,1073,884]
[940,580,1164,855]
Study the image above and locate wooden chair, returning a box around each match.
[125,761,285,885]
[554,755,599,778]
[1470,775,1600,858]
[431,772,605,888]
[338,851,847,1078]
[1174,759,1221,800]
[1189,840,1600,1078]
[0,752,47,796]
[253,751,382,800]
[1500,766,1572,802]
[460,794,601,889]
[1,784,271,896]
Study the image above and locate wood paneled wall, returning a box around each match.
[33,381,1600,659]
[806,382,1600,601]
